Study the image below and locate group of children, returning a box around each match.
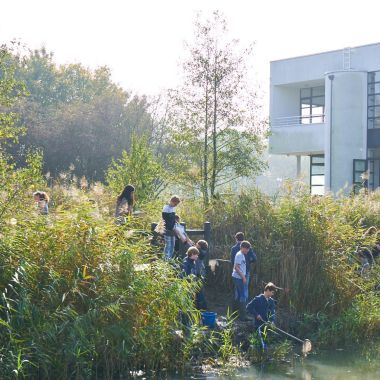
[33,187,278,328]
[230,232,279,327]
[161,195,279,328]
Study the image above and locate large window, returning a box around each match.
[353,159,368,194]
[368,148,380,190]
[368,71,380,129]
[310,155,325,195]
[300,86,325,124]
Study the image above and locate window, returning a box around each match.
[353,159,368,194]
[300,86,325,124]
[310,155,325,195]
[368,71,380,129]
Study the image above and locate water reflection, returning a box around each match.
[168,349,380,380]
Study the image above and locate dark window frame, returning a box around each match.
[300,86,325,124]
[310,154,325,195]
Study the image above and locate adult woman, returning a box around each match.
[115,185,135,219]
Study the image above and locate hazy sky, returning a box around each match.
[2,0,380,105]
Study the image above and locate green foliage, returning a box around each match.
[0,44,28,144]
[166,12,267,205]
[106,134,167,203]
[6,47,154,181]
[0,197,199,378]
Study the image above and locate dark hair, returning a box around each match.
[117,185,135,205]
[33,191,49,203]
[235,232,244,241]
[187,246,199,257]
[196,240,208,250]
[240,240,251,249]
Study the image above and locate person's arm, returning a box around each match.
[268,299,276,324]
[233,256,246,284]
[246,297,261,319]
[248,248,257,264]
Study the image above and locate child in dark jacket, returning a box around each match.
[246,282,278,329]
[182,247,207,310]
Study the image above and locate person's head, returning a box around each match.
[118,185,135,204]
[169,195,180,207]
[186,246,199,260]
[240,240,251,254]
[196,239,208,251]
[235,232,244,242]
[33,191,49,203]
[264,282,278,298]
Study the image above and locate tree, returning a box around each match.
[105,134,166,204]
[167,12,267,205]
[0,44,45,223]
[9,47,155,181]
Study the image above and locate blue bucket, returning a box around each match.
[201,311,217,328]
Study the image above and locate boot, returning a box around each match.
[230,298,239,316]
[238,302,252,322]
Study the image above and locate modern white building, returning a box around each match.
[269,43,380,195]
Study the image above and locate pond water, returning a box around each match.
[168,349,380,380]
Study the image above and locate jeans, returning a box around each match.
[234,273,250,301]
[164,235,176,259]
[232,277,247,303]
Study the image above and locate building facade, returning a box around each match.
[269,43,380,195]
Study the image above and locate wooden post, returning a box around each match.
[178,222,187,259]
[151,222,158,246]
[203,221,211,266]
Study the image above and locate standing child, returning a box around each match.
[230,232,257,302]
[232,240,251,321]
[162,195,180,259]
[182,246,207,310]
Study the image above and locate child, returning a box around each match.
[232,240,251,320]
[174,215,194,249]
[115,185,135,220]
[230,232,257,301]
[246,282,278,328]
[162,195,180,259]
[182,246,207,310]
[33,191,49,215]
[182,246,200,276]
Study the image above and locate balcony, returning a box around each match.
[269,114,325,155]
[271,114,325,128]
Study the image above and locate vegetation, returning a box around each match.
[7,46,154,181]
[1,11,380,379]
[166,11,267,205]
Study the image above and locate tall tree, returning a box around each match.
[9,48,155,181]
[167,12,267,205]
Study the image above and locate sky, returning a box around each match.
[1,0,380,108]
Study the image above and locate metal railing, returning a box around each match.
[271,114,325,128]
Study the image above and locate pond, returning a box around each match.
[168,348,380,379]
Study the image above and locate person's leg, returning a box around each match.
[164,235,175,259]
[233,277,249,321]
[244,273,250,301]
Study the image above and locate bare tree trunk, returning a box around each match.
[203,83,209,206]
[211,61,218,199]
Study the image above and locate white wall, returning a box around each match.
[325,71,367,193]
[269,123,325,155]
